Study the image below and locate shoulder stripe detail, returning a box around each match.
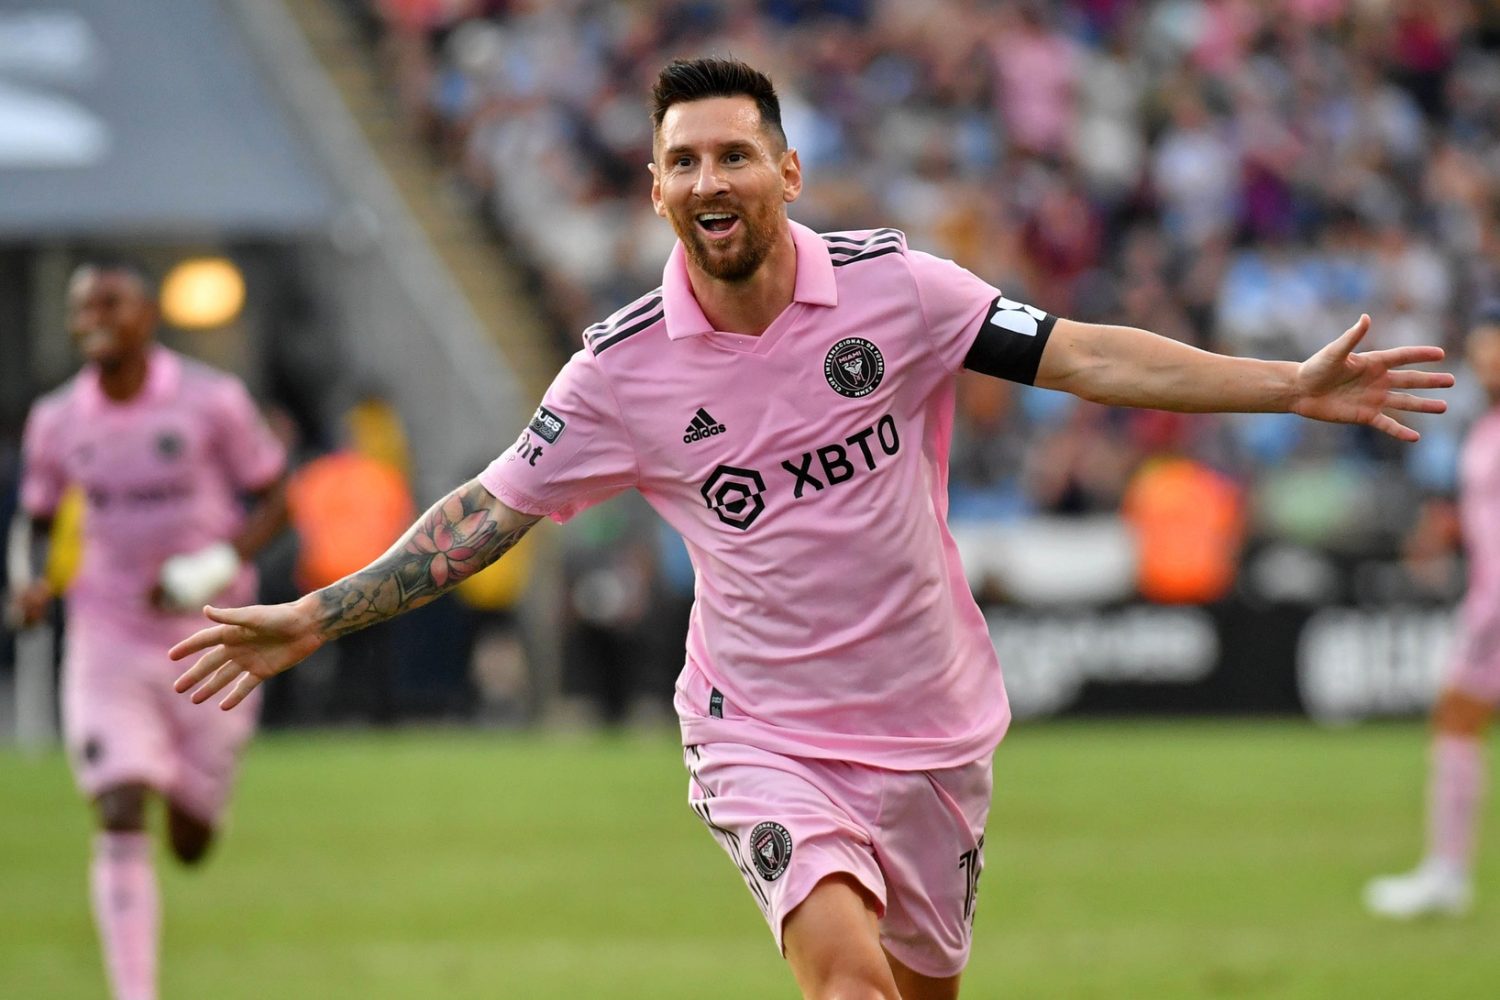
[583,289,663,347]
[591,308,664,355]
[825,235,904,260]
[830,245,906,267]
[821,227,903,249]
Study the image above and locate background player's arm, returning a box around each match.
[1034,314,1451,441]
[231,477,290,563]
[171,478,540,709]
[5,513,55,628]
[154,476,291,611]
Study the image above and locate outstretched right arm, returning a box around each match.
[171,478,541,709]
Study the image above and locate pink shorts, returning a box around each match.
[1446,629,1500,701]
[1448,653,1500,705]
[62,616,260,824]
[684,742,992,979]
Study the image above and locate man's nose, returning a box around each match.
[692,160,730,198]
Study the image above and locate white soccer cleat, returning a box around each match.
[1364,861,1473,919]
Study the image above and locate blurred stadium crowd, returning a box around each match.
[344,0,1497,543]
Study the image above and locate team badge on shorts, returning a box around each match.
[81,736,104,766]
[750,821,793,881]
[824,337,885,398]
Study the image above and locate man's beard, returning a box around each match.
[675,205,778,282]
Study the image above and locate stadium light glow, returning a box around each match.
[160,257,245,329]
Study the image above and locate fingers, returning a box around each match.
[1382,392,1448,414]
[1371,411,1420,442]
[1387,369,1455,390]
[204,604,260,627]
[1330,314,1372,356]
[190,660,246,705]
[1363,345,1447,368]
[174,645,234,695]
[220,673,263,711]
[169,624,235,662]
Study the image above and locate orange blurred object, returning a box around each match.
[1121,457,1245,604]
[286,452,416,592]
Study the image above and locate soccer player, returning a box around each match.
[170,59,1451,999]
[1365,312,1500,919]
[7,262,287,1000]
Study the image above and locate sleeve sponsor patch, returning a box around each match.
[963,296,1057,385]
[528,405,566,444]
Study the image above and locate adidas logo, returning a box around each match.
[683,407,727,443]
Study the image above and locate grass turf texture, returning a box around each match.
[1,720,1495,999]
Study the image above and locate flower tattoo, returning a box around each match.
[316,480,538,640]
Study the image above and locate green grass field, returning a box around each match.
[1,720,1495,999]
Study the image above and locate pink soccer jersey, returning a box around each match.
[483,222,1034,769]
[20,346,286,637]
[1451,405,1500,702]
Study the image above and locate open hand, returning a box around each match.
[1292,314,1453,441]
[170,601,324,710]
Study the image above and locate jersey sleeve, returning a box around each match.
[905,249,1056,385]
[480,348,639,523]
[18,400,67,518]
[211,378,287,491]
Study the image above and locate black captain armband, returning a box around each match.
[963,296,1057,385]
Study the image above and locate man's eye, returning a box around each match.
[675,157,693,168]
[726,152,746,164]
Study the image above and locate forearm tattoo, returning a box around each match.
[315,480,538,640]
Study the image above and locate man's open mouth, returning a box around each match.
[696,212,740,237]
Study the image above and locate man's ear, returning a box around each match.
[648,162,666,218]
[781,148,803,204]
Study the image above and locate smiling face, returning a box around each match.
[66,266,155,370]
[650,96,801,283]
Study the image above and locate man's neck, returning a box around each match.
[686,226,798,337]
[97,349,150,402]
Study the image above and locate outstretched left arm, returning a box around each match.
[1034,314,1452,441]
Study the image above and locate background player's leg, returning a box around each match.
[783,873,901,1000]
[884,950,962,1000]
[91,783,159,1000]
[165,680,261,868]
[1426,690,1492,876]
[166,803,215,865]
[1367,689,1491,918]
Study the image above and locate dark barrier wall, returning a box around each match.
[987,600,1453,724]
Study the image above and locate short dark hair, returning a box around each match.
[69,257,155,298]
[651,57,786,149]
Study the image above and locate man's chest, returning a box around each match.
[62,410,209,510]
[612,317,938,525]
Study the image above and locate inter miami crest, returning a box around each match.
[824,337,885,398]
[750,821,793,882]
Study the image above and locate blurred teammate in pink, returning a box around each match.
[7,262,287,1000]
[168,60,1451,999]
[1366,312,1500,919]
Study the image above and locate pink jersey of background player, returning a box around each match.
[482,222,1012,770]
[11,262,288,1000]
[1366,318,1500,920]
[22,345,285,639]
[1451,405,1500,702]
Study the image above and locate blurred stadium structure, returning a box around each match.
[5,0,1500,739]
